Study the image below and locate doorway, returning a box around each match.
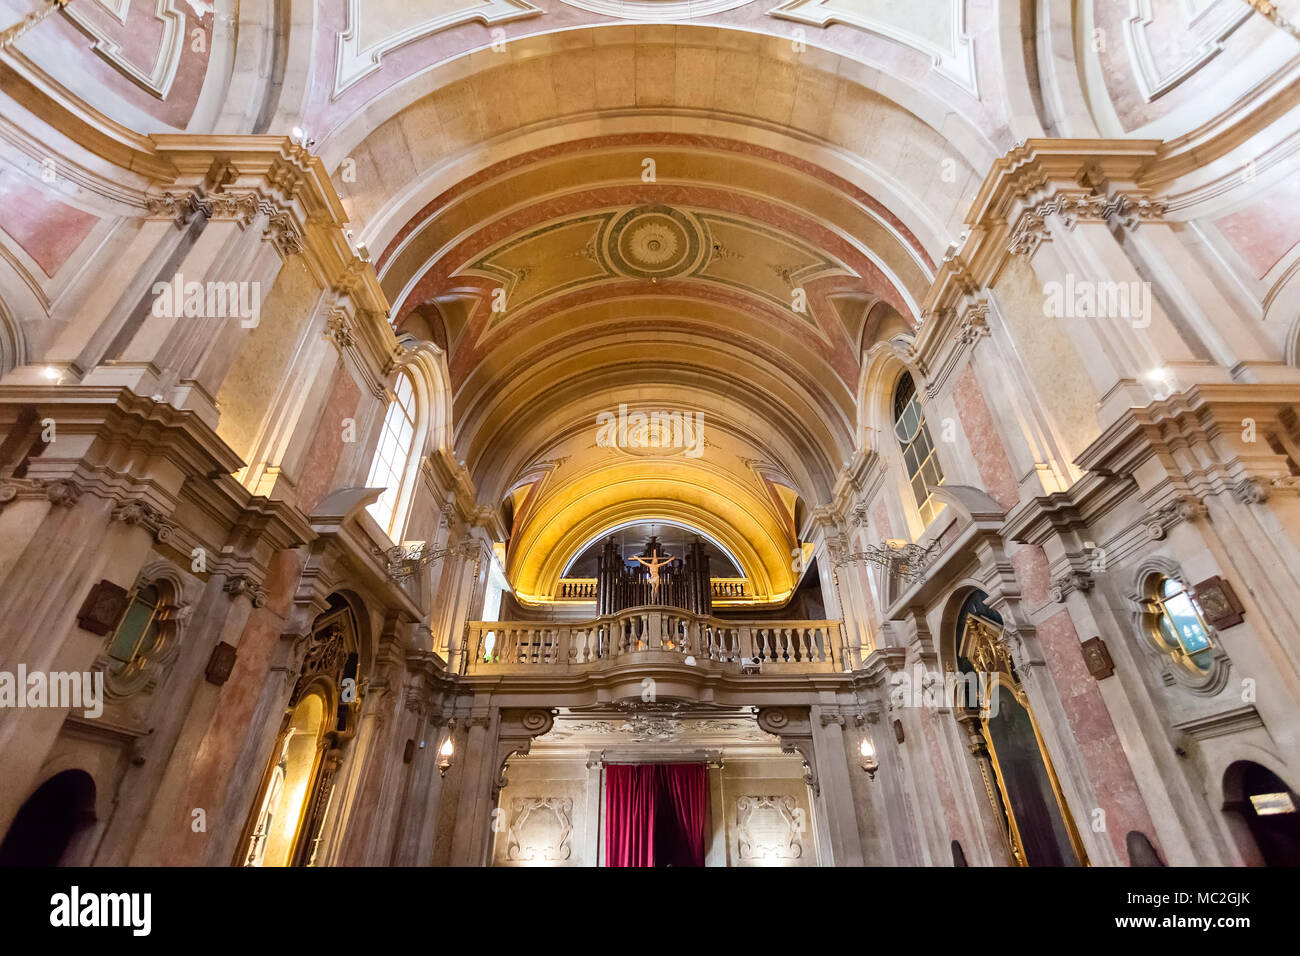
[0,770,97,866]
[1225,761,1300,866]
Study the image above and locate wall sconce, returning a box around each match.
[437,734,455,777]
[859,737,879,779]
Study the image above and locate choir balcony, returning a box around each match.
[460,606,845,676]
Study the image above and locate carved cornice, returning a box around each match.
[922,140,1164,322]
[143,187,305,256]
[1007,191,1169,258]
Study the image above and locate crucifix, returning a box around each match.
[630,538,675,603]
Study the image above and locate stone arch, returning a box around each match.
[0,289,25,377]
[394,341,454,460]
[936,580,996,674]
[1218,755,1300,866]
[318,25,998,272]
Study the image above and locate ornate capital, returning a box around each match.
[1146,494,1208,540]
[1232,477,1268,505]
[1,477,83,509]
[1008,190,1168,257]
[958,303,991,344]
[144,189,304,255]
[1050,569,1093,604]
[223,574,268,608]
[324,309,354,350]
[111,499,176,543]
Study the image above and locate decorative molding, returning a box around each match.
[333,0,543,98]
[756,706,819,796]
[1007,191,1169,257]
[64,0,189,99]
[562,0,752,19]
[505,796,573,863]
[1124,0,1251,103]
[0,0,69,52]
[1171,703,1264,740]
[769,0,978,96]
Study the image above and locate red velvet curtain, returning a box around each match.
[605,762,708,867]
[605,764,658,867]
[655,763,708,867]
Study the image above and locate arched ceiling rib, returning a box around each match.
[331,25,989,606]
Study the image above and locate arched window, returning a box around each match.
[892,373,944,526]
[107,584,164,677]
[1143,575,1214,673]
[365,371,419,540]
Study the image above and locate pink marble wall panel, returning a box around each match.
[295,361,362,515]
[162,549,305,864]
[0,169,98,276]
[872,499,892,541]
[951,362,1019,511]
[918,708,968,850]
[1011,543,1053,611]
[1215,177,1300,278]
[1035,608,1160,861]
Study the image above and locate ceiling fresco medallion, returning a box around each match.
[463,202,847,338]
[605,205,704,279]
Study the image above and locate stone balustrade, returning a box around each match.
[461,607,844,675]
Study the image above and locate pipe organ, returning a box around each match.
[596,536,712,615]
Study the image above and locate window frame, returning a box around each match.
[365,370,421,541]
[892,373,945,527]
